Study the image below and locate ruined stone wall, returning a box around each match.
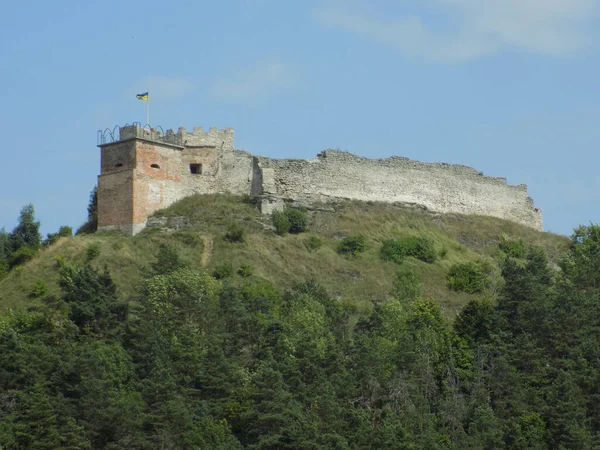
[97,124,543,234]
[256,150,542,230]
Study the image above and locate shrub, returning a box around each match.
[380,235,437,264]
[224,223,246,243]
[447,261,491,294]
[213,263,233,280]
[237,264,253,277]
[499,234,525,258]
[9,246,37,268]
[338,235,368,257]
[58,226,73,237]
[86,243,101,262]
[305,235,323,252]
[30,280,48,298]
[380,240,406,264]
[284,207,307,233]
[272,210,291,235]
[151,243,184,275]
[391,266,422,302]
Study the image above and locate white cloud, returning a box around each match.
[211,61,294,102]
[314,0,597,62]
[134,76,196,101]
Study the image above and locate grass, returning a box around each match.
[0,195,570,320]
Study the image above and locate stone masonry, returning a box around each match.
[96,124,542,234]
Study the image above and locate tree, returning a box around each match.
[76,186,98,234]
[9,203,41,252]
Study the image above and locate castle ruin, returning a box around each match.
[96,124,543,234]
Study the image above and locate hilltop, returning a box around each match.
[0,194,567,318]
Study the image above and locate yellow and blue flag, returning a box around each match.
[136,92,149,100]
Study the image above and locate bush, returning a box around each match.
[58,226,73,237]
[237,264,253,277]
[305,235,323,252]
[272,210,291,235]
[499,234,525,258]
[224,223,246,243]
[380,235,437,264]
[285,207,307,233]
[30,280,48,298]
[447,261,491,294]
[213,263,233,280]
[86,243,101,262]
[9,246,37,268]
[44,225,73,247]
[391,266,422,302]
[338,235,368,257]
[151,243,184,275]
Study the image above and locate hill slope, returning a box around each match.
[0,194,568,318]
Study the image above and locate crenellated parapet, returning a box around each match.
[98,124,234,151]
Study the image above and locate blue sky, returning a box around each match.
[1,0,599,236]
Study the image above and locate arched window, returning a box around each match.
[151,164,160,169]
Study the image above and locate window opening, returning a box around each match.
[115,163,123,168]
[190,163,202,175]
[151,164,160,169]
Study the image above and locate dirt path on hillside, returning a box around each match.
[201,234,213,266]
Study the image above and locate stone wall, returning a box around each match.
[97,125,543,234]
[255,150,542,230]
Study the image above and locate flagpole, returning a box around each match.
[146,89,150,126]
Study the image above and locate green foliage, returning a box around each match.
[9,245,37,268]
[85,242,101,262]
[76,186,98,235]
[380,235,437,264]
[237,264,253,277]
[59,263,127,332]
[0,228,9,259]
[337,234,367,257]
[43,225,73,247]
[391,266,422,302]
[560,224,600,290]
[272,207,308,235]
[499,233,525,258]
[284,206,307,233]
[305,235,323,252]
[447,261,491,294]
[0,195,591,449]
[272,210,291,235]
[224,223,246,243]
[213,263,233,279]
[29,280,48,298]
[9,203,41,252]
[151,243,184,275]
[0,258,8,281]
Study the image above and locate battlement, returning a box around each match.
[176,126,234,149]
[97,123,234,150]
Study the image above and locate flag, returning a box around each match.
[136,92,149,100]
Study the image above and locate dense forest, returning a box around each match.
[1,198,599,448]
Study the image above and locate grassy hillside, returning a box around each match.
[0,195,569,318]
